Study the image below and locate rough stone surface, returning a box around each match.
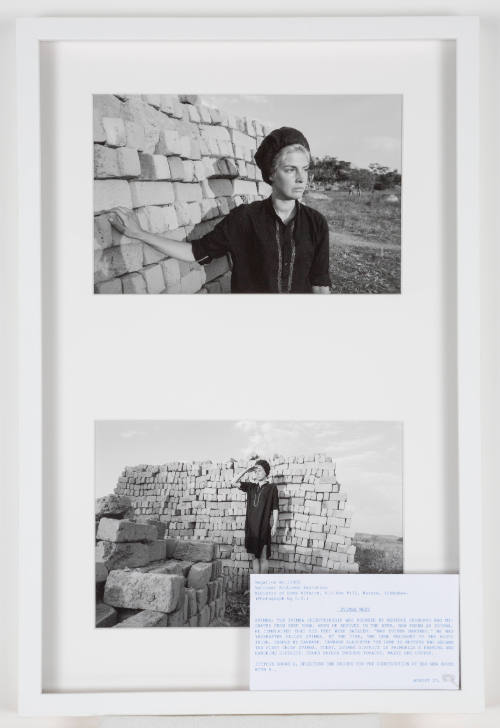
[197,605,210,627]
[96,602,118,627]
[95,540,150,570]
[97,517,158,543]
[187,562,212,590]
[114,610,168,628]
[95,493,133,519]
[104,569,185,613]
[173,540,215,563]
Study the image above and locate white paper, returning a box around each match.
[250,574,459,691]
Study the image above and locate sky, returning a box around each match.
[95,420,403,537]
[201,94,402,172]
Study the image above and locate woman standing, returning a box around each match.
[108,127,331,293]
[231,459,279,574]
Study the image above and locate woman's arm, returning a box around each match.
[231,466,254,487]
[108,207,195,262]
[271,509,278,537]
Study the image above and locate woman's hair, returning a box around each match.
[255,459,271,476]
[269,143,311,181]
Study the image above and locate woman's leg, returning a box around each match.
[259,554,269,574]
[252,557,260,573]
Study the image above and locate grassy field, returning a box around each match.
[304,188,401,294]
[353,532,404,574]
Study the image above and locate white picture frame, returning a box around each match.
[16,15,482,716]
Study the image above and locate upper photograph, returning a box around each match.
[94,94,402,294]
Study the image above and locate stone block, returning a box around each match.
[172,540,216,563]
[187,562,212,590]
[96,602,118,628]
[168,156,185,181]
[122,272,147,294]
[180,269,205,294]
[117,147,141,177]
[97,517,158,542]
[193,160,206,181]
[114,610,168,628]
[104,570,185,613]
[95,541,150,569]
[200,124,231,143]
[167,605,185,627]
[94,243,144,282]
[102,117,127,147]
[200,199,219,220]
[143,245,165,266]
[94,214,113,249]
[94,278,122,294]
[94,145,120,178]
[93,95,123,142]
[96,562,108,584]
[143,264,166,294]
[159,95,180,116]
[164,538,177,558]
[197,604,210,627]
[148,539,167,561]
[95,494,132,520]
[185,587,197,617]
[187,202,202,225]
[207,178,233,197]
[257,181,272,197]
[155,129,182,156]
[173,182,203,203]
[179,94,201,105]
[94,180,132,214]
[139,153,171,180]
[129,181,175,207]
[182,160,195,182]
[124,120,146,151]
[161,258,181,288]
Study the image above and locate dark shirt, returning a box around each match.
[191,196,331,293]
[239,480,279,559]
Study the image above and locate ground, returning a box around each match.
[304,188,401,294]
[218,532,404,627]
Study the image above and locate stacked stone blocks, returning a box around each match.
[95,498,226,627]
[113,454,359,594]
[94,94,272,294]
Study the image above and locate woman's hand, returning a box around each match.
[108,206,144,240]
[271,524,277,537]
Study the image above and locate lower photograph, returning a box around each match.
[95,420,403,628]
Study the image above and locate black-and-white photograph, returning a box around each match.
[94,94,402,294]
[95,420,403,628]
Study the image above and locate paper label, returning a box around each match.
[250,574,459,690]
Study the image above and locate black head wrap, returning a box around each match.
[254,127,310,184]
[255,459,271,476]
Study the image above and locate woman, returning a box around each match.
[108,127,331,293]
[231,459,279,574]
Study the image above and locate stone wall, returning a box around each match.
[93,94,272,294]
[95,501,226,628]
[113,455,359,593]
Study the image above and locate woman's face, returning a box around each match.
[253,464,267,481]
[270,149,310,200]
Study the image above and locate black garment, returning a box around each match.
[191,196,331,293]
[239,480,279,559]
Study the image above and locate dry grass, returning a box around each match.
[353,533,404,574]
[305,188,401,294]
